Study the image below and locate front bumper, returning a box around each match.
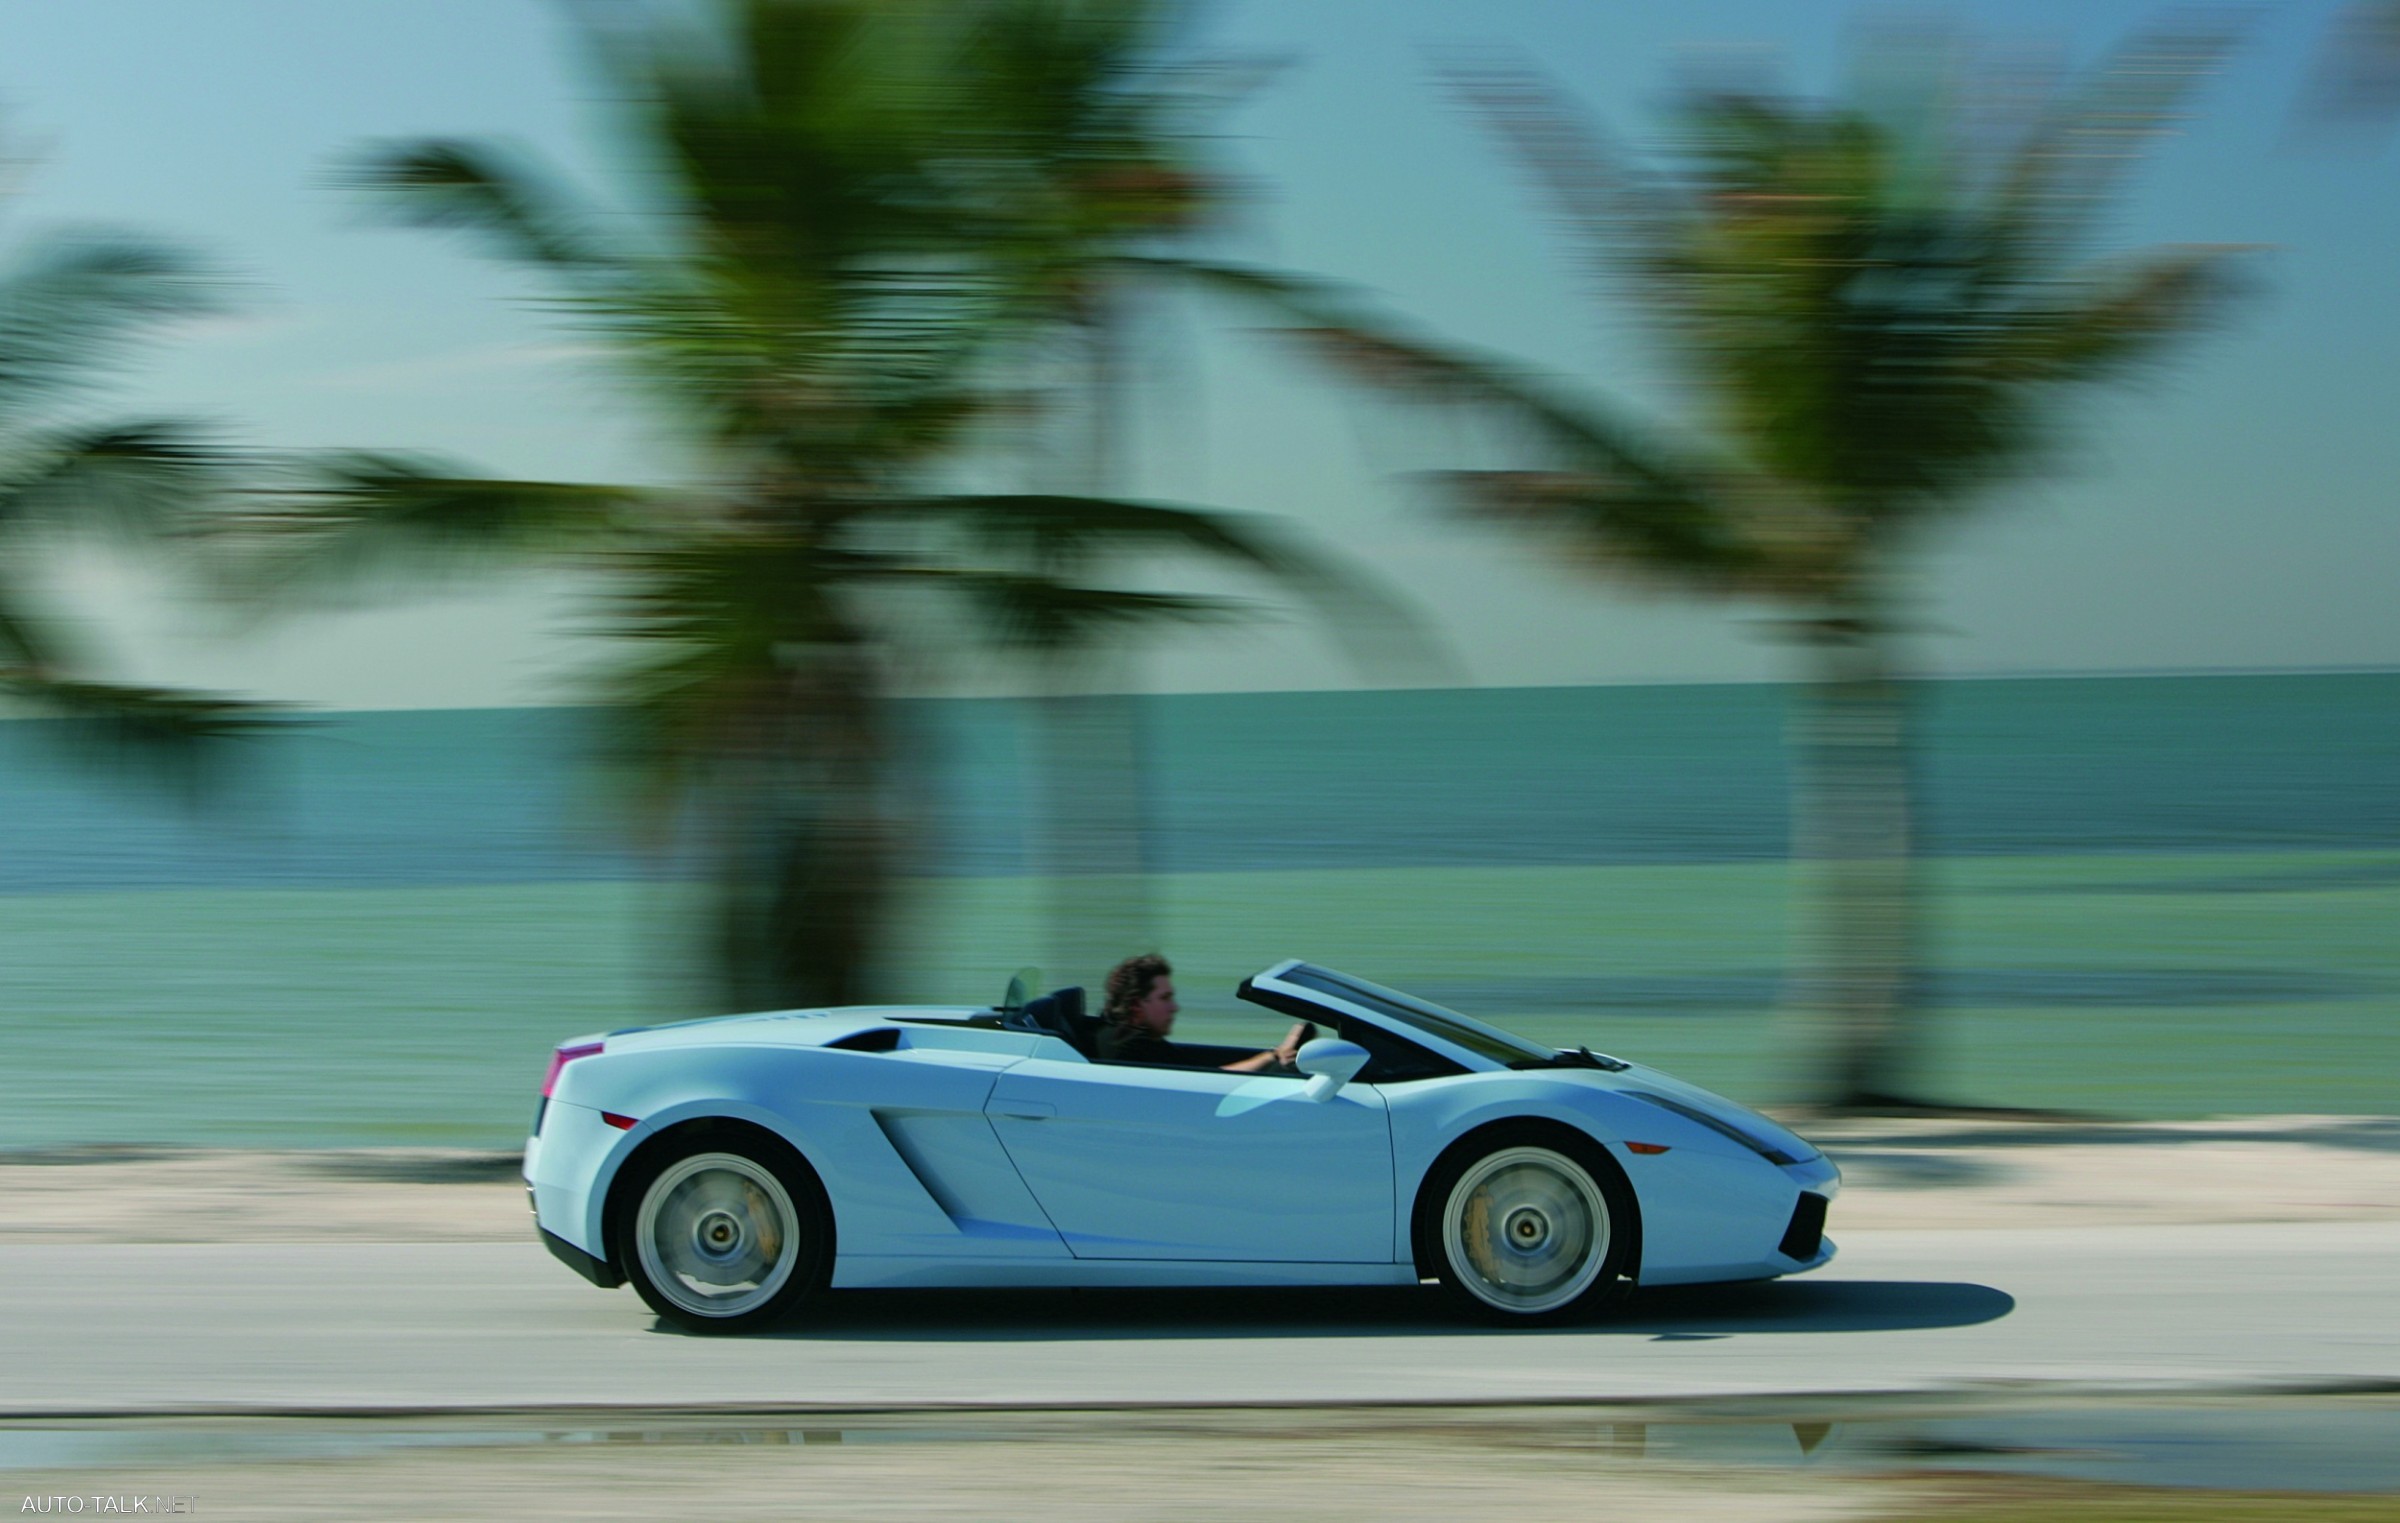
[1628,1147,1841,1285]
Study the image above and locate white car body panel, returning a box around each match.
[984,1059,1393,1261]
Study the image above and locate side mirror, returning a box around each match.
[1296,1038,1369,1102]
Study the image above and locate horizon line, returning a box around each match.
[9,660,2386,721]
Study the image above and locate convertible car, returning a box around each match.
[525,960,1837,1332]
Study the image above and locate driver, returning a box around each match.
[1096,953,1310,1072]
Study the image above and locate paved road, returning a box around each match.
[5,1223,2396,1415]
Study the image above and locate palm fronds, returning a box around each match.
[0,176,277,783]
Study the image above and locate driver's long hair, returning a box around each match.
[1101,952,1171,1024]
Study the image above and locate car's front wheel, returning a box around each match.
[1423,1128,1632,1322]
[617,1134,830,1334]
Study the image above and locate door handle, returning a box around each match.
[989,1100,1056,1120]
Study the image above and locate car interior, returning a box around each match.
[998,985,1301,1071]
[993,979,1467,1082]
[1006,986,1100,1057]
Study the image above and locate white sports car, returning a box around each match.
[525,960,1837,1332]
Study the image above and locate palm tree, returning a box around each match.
[1196,23,2249,1108]
[932,0,1429,986]
[236,0,1391,1009]
[954,0,1223,984]
[280,0,1005,1011]
[0,194,268,783]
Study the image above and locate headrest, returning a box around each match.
[1021,986,1096,1057]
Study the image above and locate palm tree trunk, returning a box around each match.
[1031,677,1156,989]
[1788,611,1929,1110]
[1029,285,1159,990]
[708,786,893,1012]
[707,651,896,1012]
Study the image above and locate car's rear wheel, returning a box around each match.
[1423,1129,1632,1322]
[619,1136,830,1334]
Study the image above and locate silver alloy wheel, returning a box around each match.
[634,1151,802,1321]
[1440,1145,1610,1315]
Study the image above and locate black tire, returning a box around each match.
[1415,1122,1635,1324]
[611,1125,832,1334]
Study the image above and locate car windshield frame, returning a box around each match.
[1247,962,1553,1072]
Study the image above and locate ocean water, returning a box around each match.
[2,672,2394,893]
[0,673,2394,1146]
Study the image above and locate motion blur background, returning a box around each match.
[0,0,2393,1147]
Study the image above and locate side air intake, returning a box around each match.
[1778,1193,1829,1261]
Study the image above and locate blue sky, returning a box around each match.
[2,0,2393,707]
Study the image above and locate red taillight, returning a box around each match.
[1626,1141,1672,1155]
[540,1041,604,1098]
[601,1112,639,1130]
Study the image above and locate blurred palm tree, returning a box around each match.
[1196,24,2249,1108]
[933,0,1241,986]
[233,0,1389,1009]
[268,0,998,1012]
[0,184,269,785]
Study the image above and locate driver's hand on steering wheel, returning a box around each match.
[1273,1021,1318,1067]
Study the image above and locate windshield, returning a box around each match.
[1274,965,1552,1067]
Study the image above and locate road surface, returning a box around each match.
[5,1222,2395,1415]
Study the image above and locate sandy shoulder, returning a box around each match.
[1,1115,2394,1244]
[0,1148,532,1244]
[1798,1113,2400,1230]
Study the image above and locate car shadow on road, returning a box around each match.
[719,1278,2013,1343]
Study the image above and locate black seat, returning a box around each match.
[1019,987,1097,1058]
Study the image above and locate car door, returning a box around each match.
[983,1057,1393,1262]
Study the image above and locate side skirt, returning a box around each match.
[832,1257,1418,1291]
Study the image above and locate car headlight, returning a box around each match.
[1624,1090,1809,1166]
